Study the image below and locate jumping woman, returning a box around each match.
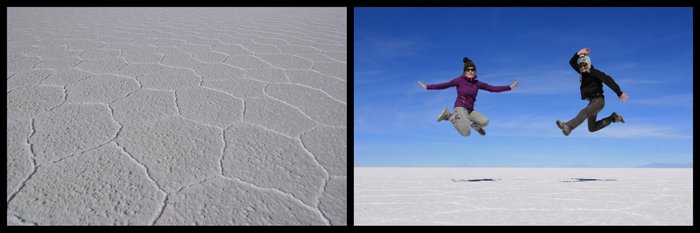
[418,57,519,137]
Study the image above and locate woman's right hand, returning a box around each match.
[418,81,427,89]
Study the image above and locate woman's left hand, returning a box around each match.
[510,80,519,89]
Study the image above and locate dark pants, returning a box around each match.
[565,97,614,132]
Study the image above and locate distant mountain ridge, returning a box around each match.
[637,162,693,168]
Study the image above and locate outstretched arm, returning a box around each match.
[421,79,457,90]
[478,81,513,92]
[593,71,627,102]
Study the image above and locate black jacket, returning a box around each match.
[569,52,623,100]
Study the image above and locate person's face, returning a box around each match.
[464,67,476,78]
[579,62,590,73]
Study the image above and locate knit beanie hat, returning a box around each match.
[463,57,476,72]
[577,55,591,66]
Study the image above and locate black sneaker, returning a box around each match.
[611,112,625,123]
[556,120,571,136]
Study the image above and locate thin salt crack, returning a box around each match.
[220,176,330,225]
[112,141,169,226]
[7,119,40,206]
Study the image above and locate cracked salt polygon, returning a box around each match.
[8,52,29,64]
[100,42,132,50]
[242,97,317,137]
[115,116,222,193]
[79,49,121,60]
[202,79,266,99]
[7,85,65,119]
[277,45,321,55]
[224,55,272,69]
[177,44,227,63]
[138,66,200,90]
[75,57,128,73]
[161,52,205,70]
[24,45,81,58]
[191,50,228,63]
[312,62,346,80]
[125,53,165,63]
[176,86,243,128]
[7,142,164,225]
[63,39,105,51]
[238,42,280,54]
[294,53,339,64]
[283,37,319,48]
[311,44,346,53]
[265,83,346,127]
[319,51,346,63]
[195,63,245,81]
[212,43,254,56]
[40,67,94,86]
[123,45,158,56]
[251,37,288,46]
[31,104,120,165]
[7,56,42,73]
[156,46,183,55]
[110,89,177,125]
[7,69,54,91]
[244,68,288,83]
[321,81,347,103]
[256,54,313,69]
[156,178,325,225]
[223,122,326,207]
[66,74,139,103]
[7,44,40,55]
[115,63,166,78]
[285,69,340,89]
[301,126,346,176]
[34,56,83,70]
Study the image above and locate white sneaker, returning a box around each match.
[437,108,451,122]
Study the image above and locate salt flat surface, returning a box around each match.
[354,168,692,225]
[7,7,346,225]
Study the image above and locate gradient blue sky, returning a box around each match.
[354,7,693,167]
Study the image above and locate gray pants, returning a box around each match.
[450,107,489,137]
[565,97,614,132]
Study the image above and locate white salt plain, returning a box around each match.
[354,167,692,225]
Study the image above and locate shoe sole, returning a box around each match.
[614,113,625,123]
[437,109,449,122]
[556,120,571,136]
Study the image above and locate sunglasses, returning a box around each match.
[465,67,476,72]
[579,63,588,67]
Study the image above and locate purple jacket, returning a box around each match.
[426,75,511,111]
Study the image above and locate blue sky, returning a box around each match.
[354,7,693,168]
